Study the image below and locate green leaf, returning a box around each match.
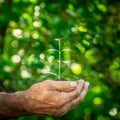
[48,49,58,52]
[61,49,72,52]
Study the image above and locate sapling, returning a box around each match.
[47,38,72,80]
[41,38,82,81]
[41,38,93,87]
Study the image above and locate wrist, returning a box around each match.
[13,91,30,117]
[0,91,30,118]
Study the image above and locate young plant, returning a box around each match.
[47,38,72,80]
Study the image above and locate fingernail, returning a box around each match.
[85,82,90,86]
[79,79,85,83]
[70,82,77,87]
[78,79,85,85]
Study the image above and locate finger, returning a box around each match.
[60,80,85,104]
[80,82,90,100]
[48,80,77,92]
[66,82,89,109]
[70,81,90,107]
[58,82,90,116]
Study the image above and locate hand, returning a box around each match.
[23,80,89,117]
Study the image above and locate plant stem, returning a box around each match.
[58,39,61,79]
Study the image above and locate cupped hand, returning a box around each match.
[23,80,89,117]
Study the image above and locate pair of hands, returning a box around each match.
[22,79,89,117]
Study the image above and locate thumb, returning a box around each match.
[49,80,77,92]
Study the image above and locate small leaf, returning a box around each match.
[55,38,64,41]
[62,61,71,67]
[55,60,60,63]
[43,72,58,77]
[55,38,61,41]
[61,49,72,52]
[48,49,58,52]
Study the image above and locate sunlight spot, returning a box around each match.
[32,33,39,39]
[28,54,34,64]
[18,49,25,57]
[9,21,17,27]
[85,50,96,63]
[48,56,54,63]
[41,66,50,73]
[97,4,107,13]
[109,108,117,116]
[12,55,21,63]
[71,63,82,75]
[34,6,40,11]
[21,70,31,78]
[40,2,46,8]
[12,29,22,38]
[11,40,19,48]
[34,11,40,17]
[92,86,101,94]
[23,32,30,38]
[71,27,77,33]
[93,97,102,105]
[4,66,11,72]
[78,26,87,32]
[33,21,41,28]
[39,53,45,59]
[83,39,90,46]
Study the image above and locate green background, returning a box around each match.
[0,0,120,120]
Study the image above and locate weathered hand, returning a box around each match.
[23,80,89,117]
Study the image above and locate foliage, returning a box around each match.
[0,0,120,120]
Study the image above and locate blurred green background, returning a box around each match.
[0,0,120,120]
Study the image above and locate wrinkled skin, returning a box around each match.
[0,79,89,119]
[23,80,89,117]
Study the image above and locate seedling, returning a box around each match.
[47,38,72,80]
